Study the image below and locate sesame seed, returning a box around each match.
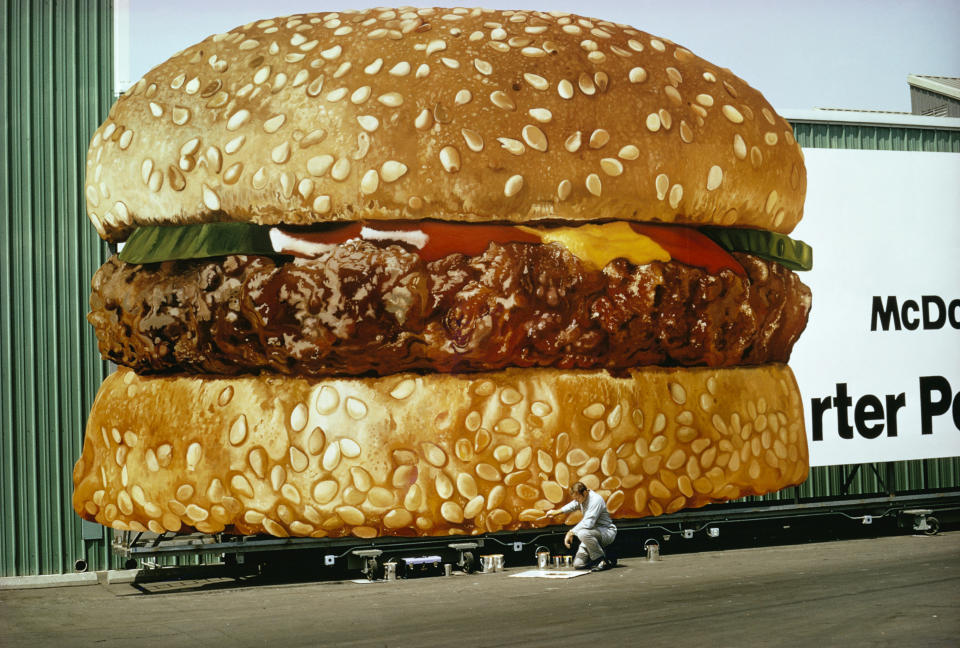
[380,161,408,183]
[504,174,523,197]
[226,109,250,130]
[659,109,673,129]
[389,61,411,76]
[356,115,379,132]
[312,195,331,213]
[331,158,351,181]
[523,73,548,90]
[307,154,334,176]
[254,66,271,84]
[455,89,472,105]
[655,174,669,200]
[491,27,507,40]
[297,178,314,199]
[586,173,602,196]
[522,124,548,151]
[627,39,643,52]
[650,39,666,52]
[326,87,348,102]
[439,146,461,173]
[474,58,493,75]
[360,169,379,194]
[441,57,460,69]
[461,128,484,152]
[646,113,661,132]
[426,39,447,55]
[350,86,371,104]
[415,64,430,79]
[498,137,525,155]
[703,71,717,82]
[680,121,694,143]
[589,129,610,149]
[722,105,744,123]
[521,46,546,58]
[414,109,431,130]
[665,67,683,86]
[578,73,596,95]
[696,93,715,107]
[224,135,245,154]
[600,158,623,176]
[528,108,552,123]
[733,134,747,159]
[707,166,723,190]
[618,145,639,160]
[271,141,291,164]
[320,45,342,60]
[558,79,574,99]
[202,184,220,210]
[557,179,572,200]
[564,131,582,153]
[364,58,384,74]
[765,132,779,146]
[490,90,516,111]
[626,69,648,88]
[669,183,683,208]
[378,92,404,107]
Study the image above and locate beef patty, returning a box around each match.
[89,240,811,377]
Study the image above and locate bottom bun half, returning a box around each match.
[73,365,808,538]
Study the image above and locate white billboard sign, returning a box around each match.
[790,148,960,466]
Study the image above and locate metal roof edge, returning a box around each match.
[907,74,960,101]
[780,109,960,131]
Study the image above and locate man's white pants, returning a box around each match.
[573,527,617,568]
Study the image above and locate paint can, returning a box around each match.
[645,539,661,562]
[536,547,551,570]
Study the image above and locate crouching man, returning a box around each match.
[543,481,617,571]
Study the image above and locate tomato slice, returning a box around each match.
[403,222,540,261]
[275,220,744,275]
[629,223,745,275]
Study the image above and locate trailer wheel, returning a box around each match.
[124,558,137,570]
[462,551,476,574]
[924,517,940,536]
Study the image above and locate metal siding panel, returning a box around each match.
[1,0,112,577]
[789,120,960,152]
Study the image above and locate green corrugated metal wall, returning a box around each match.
[1,3,957,576]
[792,120,960,152]
[1,0,113,577]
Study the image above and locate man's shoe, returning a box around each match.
[591,559,610,572]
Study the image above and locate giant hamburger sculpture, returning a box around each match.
[74,7,812,539]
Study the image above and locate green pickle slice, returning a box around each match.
[117,221,813,272]
[118,222,273,264]
[701,226,813,271]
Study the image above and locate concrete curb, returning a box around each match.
[0,569,140,590]
[0,572,100,590]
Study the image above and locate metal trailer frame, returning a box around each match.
[112,489,960,577]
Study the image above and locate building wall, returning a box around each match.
[910,87,960,118]
[1,0,114,577]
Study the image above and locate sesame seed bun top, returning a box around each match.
[84,6,807,243]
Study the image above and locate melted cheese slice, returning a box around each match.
[520,222,670,269]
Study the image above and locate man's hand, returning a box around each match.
[535,509,559,522]
[564,530,574,549]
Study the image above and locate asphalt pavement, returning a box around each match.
[1,532,958,647]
